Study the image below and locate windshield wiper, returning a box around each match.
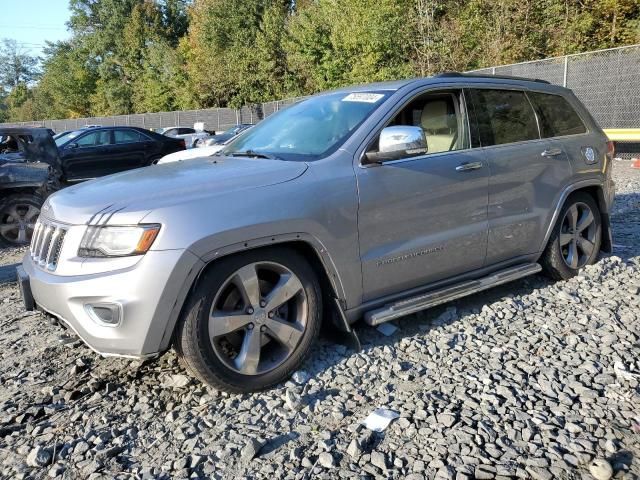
[228,150,279,160]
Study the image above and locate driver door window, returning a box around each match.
[75,131,111,147]
[386,90,470,156]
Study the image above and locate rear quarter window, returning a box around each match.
[469,89,540,146]
[528,92,587,137]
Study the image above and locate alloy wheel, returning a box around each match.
[559,201,597,269]
[209,261,308,375]
[0,203,40,245]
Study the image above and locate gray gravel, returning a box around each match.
[1,161,639,479]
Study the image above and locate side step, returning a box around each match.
[364,263,541,326]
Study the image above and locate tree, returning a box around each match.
[0,39,39,93]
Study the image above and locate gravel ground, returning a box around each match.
[1,161,639,480]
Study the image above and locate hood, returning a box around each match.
[44,157,308,225]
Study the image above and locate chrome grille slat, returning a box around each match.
[29,218,67,271]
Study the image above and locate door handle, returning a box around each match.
[541,148,563,157]
[455,161,483,172]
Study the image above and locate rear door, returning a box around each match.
[467,87,572,265]
[356,87,489,301]
[61,130,113,181]
[103,129,149,175]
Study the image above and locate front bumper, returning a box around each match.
[22,249,203,359]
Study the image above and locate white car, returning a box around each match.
[155,126,210,149]
[156,144,225,164]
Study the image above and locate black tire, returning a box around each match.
[540,192,601,280]
[0,193,43,247]
[175,247,322,393]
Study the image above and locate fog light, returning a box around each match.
[85,303,122,327]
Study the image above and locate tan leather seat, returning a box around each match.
[421,100,457,153]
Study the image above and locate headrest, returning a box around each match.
[421,100,455,131]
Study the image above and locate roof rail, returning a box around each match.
[435,71,552,85]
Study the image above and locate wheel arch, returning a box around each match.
[159,234,348,352]
[540,181,612,254]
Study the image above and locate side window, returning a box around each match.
[178,128,195,135]
[528,92,587,137]
[75,131,111,147]
[0,135,21,153]
[469,89,540,146]
[385,89,470,155]
[165,128,177,137]
[114,129,142,144]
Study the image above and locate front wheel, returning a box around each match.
[540,192,601,280]
[175,247,322,393]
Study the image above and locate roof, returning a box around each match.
[324,71,563,96]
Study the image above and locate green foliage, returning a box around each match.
[1,0,639,122]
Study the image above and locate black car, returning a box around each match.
[54,127,185,182]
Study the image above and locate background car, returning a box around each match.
[156,143,226,164]
[0,128,60,246]
[194,124,253,148]
[155,126,211,149]
[54,126,185,182]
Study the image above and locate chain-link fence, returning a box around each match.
[469,44,640,130]
[2,44,639,133]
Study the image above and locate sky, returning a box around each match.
[0,0,71,56]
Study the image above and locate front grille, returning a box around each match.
[30,219,67,271]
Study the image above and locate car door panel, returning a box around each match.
[61,130,113,181]
[482,139,571,264]
[357,150,489,300]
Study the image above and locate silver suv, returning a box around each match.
[18,73,615,392]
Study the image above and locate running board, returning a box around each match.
[364,263,541,326]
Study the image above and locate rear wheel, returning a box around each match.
[175,247,322,392]
[0,193,43,247]
[541,192,601,280]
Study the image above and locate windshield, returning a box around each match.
[54,130,82,147]
[222,91,390,160]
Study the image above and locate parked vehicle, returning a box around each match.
[54,126,185,182]
[19,73,614,392]
[156,144,226,164]
[156,126,210,149]
[194,124,253,148]
[0,128,61,246]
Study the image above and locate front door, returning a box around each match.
[61,130,113,181]
[357,88,489,301]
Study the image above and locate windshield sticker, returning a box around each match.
[342,93,385,103]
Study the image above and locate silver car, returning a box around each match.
[19,73,614,392]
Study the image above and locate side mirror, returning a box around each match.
[67,143,79,150]
[364,126,427,164]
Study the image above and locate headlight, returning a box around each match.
[78,224,160,257]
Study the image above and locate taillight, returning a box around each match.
[178,139,186,150]
[606,141,615,160]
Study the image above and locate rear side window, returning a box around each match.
[528,92,587,137]
[114,129,142,144]
[469,89,539,146]
[178,128,195,135]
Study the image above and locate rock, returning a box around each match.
[589,459,613,480]
[284,389,302,411]
[474,464,496,479]
[241,438,264,463]
[437,413,457,428]
[291,370,310,384]
[370,451,387,471]
[317,452,335,468]
[26,446,51,467]
[346,438,362,460]
[161,374,190,388]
